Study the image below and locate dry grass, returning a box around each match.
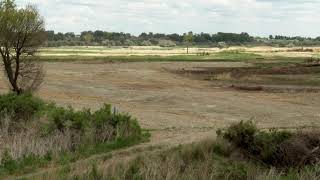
[99,132,320,179]
[0,116,75,161]
[13,126,320,180]
[52,139,234,180]
[46,136,320,180]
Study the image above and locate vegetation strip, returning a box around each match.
[0,94,148,178]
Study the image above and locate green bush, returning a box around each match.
[91,104,115,142]
[45,104,142,143]
[0,94,142,140]
[219,121,257,151]
[47,106,91,133]
[92,104,112,128]
[0,93,44,120]
[0,93,45,130]
[253,129,292,164]
[110,113,142,139]
[218,121,293,166]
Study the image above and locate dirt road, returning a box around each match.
[1,61,320,147]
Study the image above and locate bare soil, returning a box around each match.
[1,61,320,147]
[178,63,320,92]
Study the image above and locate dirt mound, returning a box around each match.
[230,85,263,91]
[305,58,320,67]
[179,63,320,78]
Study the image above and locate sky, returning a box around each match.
[16,0,320,37]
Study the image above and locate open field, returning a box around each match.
[1,60,319,147]
[1,48,320,178]
[38,46,320,59]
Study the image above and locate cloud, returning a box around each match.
[16,0,320,37]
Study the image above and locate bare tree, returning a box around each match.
[0,0,46,94]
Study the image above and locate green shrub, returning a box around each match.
[253,129,292,164]
[45,104,142,143]
[91,104,115,142]
[47,106,91,133]
[219,121,257,151]
[218,121,293,167]
[112,113,142,139]
[92,104,112,129]
[0,93,44,122]
[92,104,142,139]
[228,127,292,162]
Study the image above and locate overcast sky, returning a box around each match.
[16,0,320,37]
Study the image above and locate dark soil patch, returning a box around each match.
[176,63,320,92]
[230,85,264,91]
[180,64,320,78]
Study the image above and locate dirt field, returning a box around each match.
[1,61,319,148]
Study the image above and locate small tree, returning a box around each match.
[81,32,94,45]
[183,31,193,54]
[0,0,46,94]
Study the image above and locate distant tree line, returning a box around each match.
[269,35,318,41]
[45,30,320,47]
